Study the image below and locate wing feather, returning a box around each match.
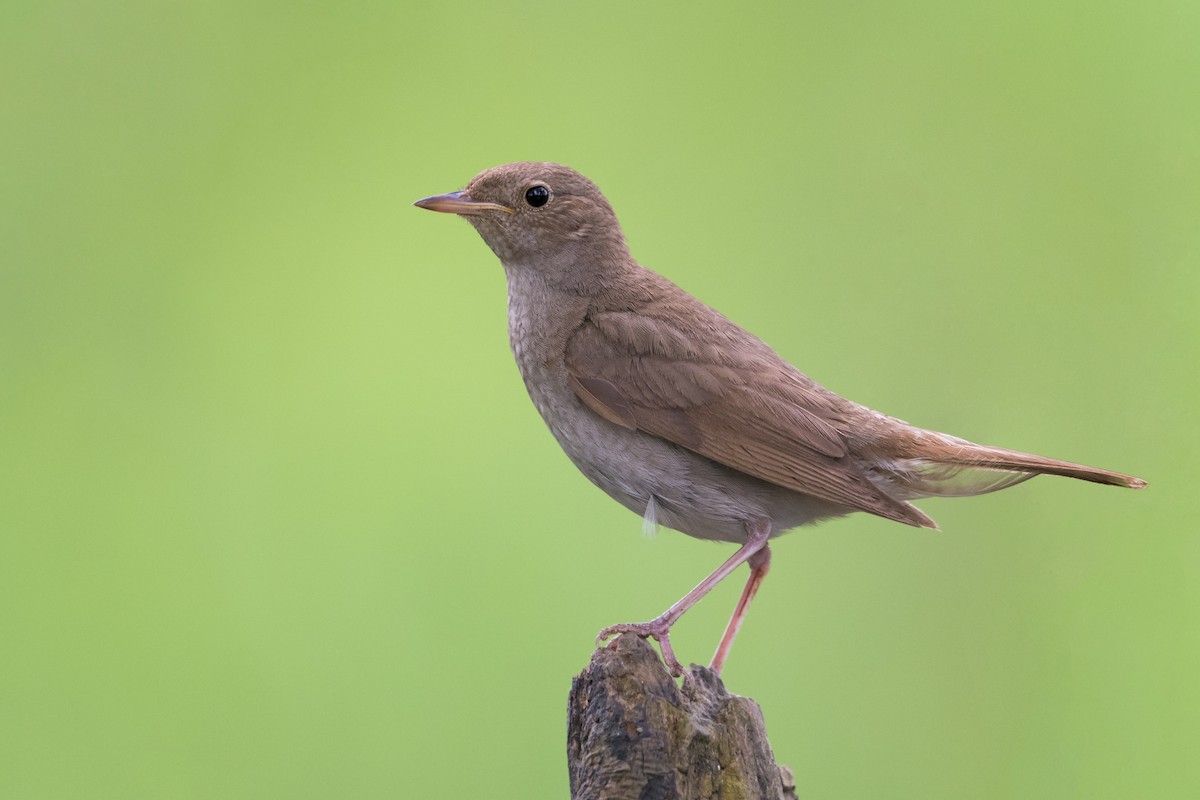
[565,308,933,527]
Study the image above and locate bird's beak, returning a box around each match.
[413,190,514,216]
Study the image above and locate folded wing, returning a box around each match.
[565,308,936,528]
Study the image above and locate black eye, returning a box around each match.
[524,185,550,208]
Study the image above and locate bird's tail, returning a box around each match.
[870,432,1146,500]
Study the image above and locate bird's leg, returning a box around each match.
[597,518,772,677]
[710,544,772,675]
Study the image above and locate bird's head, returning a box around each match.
[415,162,631,282]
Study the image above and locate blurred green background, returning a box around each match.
[2,2,1196,798]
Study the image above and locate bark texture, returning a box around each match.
[567,634,797,800]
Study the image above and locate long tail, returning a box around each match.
[935,442,1146,488]
[874,432,1147,500]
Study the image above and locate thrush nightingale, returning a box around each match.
[414,162,1145,677]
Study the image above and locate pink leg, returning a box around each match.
[597,517,772,677]
[710,544,771,674]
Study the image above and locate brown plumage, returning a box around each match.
[415,162,1146,677]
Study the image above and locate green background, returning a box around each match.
[2,2,1196,798]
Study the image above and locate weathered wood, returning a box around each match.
[567,634,797,800]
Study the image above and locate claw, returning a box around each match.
[596,620,685,677]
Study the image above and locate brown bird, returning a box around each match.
[414,162,1146,677]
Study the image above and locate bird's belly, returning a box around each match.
[519,365,843,543]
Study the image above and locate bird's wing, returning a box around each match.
[565,308,934,528]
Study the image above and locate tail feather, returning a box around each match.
[873,434,1147,501]
[936,442,1147,489]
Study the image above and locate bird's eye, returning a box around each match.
[524,185,550,208]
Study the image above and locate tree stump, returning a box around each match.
[567,634,797,800]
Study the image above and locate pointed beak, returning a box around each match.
[412,190,514,216]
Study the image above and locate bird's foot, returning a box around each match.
[596,619,684,677]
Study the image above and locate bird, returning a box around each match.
[413,162,1146,677]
